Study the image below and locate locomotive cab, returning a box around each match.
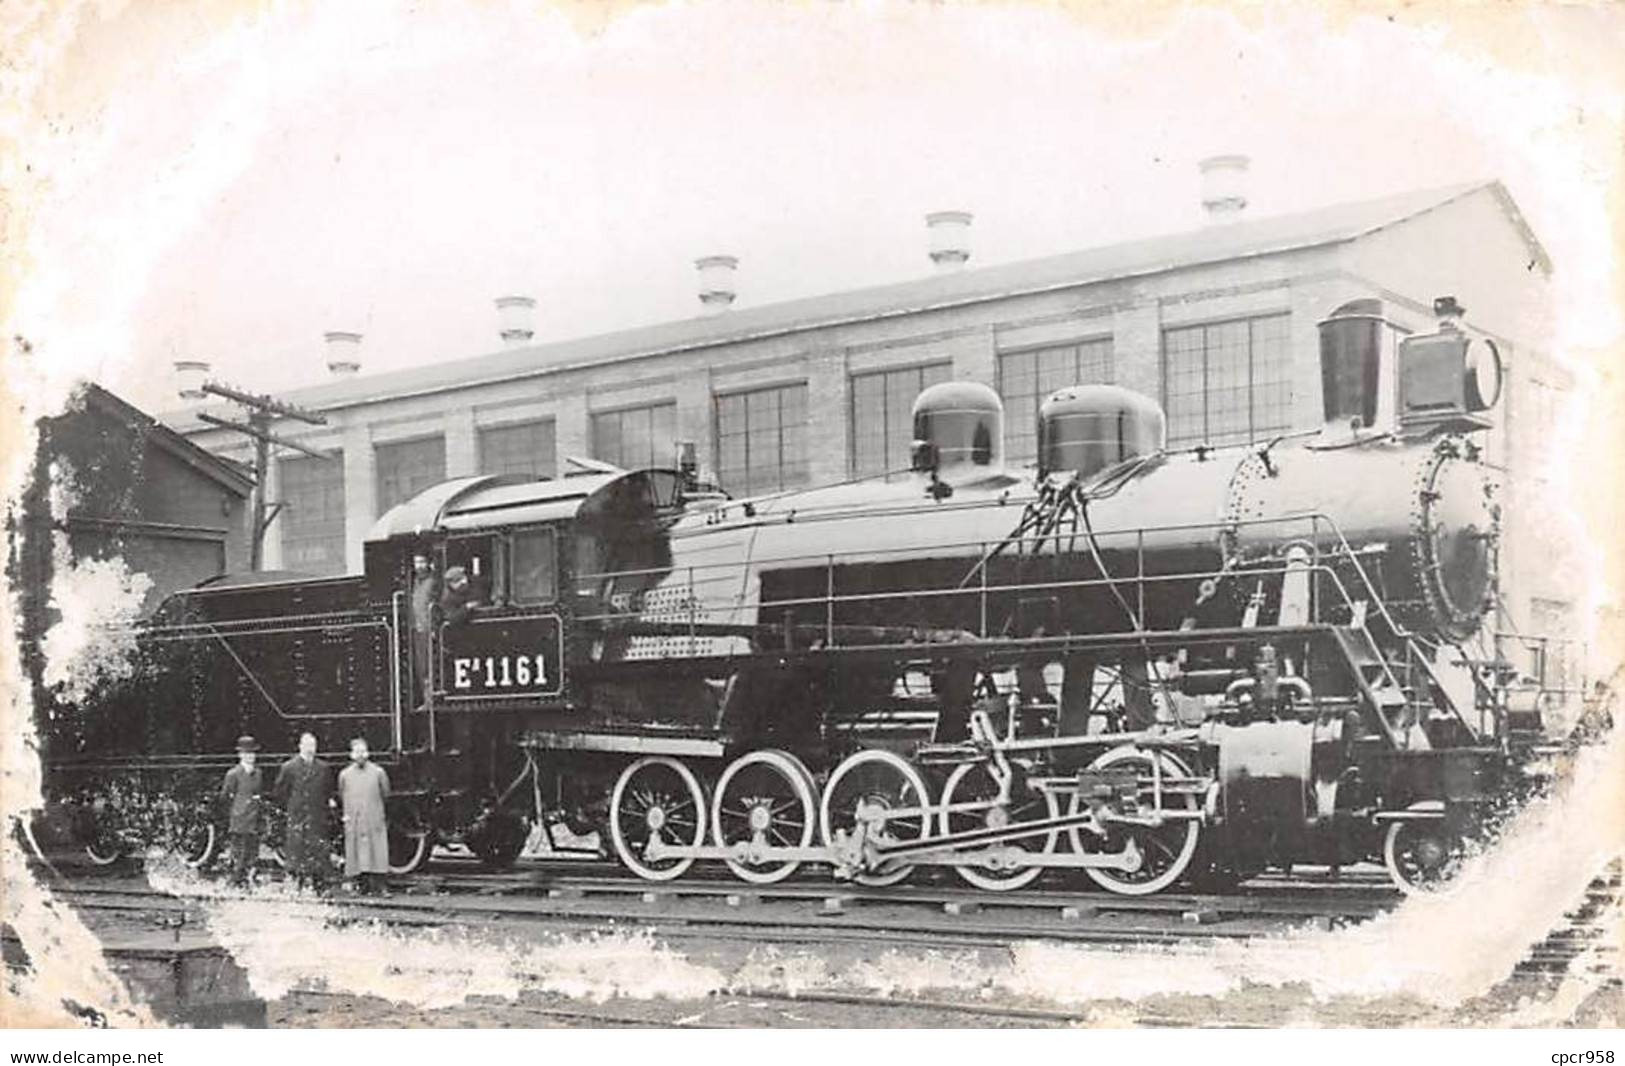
[363,468,691,716]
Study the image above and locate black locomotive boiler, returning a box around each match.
[37,296,1552,894]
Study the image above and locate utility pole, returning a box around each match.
[192,380,330,570]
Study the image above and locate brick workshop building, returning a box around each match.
[168,162,1579,686]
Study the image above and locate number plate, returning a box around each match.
[438,614,565,701]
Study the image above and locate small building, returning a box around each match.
[14,383,254,633]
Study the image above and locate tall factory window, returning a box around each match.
[479,419,556,479]
[850,361,952,478]
[1162,314,1293,447]
[375,436,446,514]
[715,383,808,496]
[1521,375,1565,483]
[279,454,346,575]
[591,401,677,471]
[997,338,1114,464]
[1530,597,1577,694]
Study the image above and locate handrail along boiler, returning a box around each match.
[41,295,1548,893]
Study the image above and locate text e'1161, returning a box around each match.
[452,653,549,691]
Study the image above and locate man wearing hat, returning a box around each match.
[219,735,264,887]
[409,554,438,711]
[440,564,478,626]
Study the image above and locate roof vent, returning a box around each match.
[1038,385,1165,480]
[324,331,362,376]
[696,255,738,314]
[496,295,536,348]
[174,360,211,402]
[926,211,972,273]
[1198,154,1249,219]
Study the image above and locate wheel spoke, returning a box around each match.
[613,757,706,881]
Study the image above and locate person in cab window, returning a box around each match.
[440,565,481,626]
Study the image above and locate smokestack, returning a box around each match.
[926,210,972,273]
[695,256,737,314]
[496,295,536,348]
[1317,299,1386,432]
[1198,154,1249,220]
[174,359,210,402]
[324,331,362,376]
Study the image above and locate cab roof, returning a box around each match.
[364,469,686,542]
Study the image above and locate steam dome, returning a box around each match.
[1038,385,1165,479]
[911,381,1003,480]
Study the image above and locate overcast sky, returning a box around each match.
[5,1,1622,416]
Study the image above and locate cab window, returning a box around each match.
[510,528,557,605]
[443,534,497,607]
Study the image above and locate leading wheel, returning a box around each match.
[1383,821,1466,895]
[712,750,816,885]
[819,749,931,887]
[1068,748,1201,896]
[610,757,707,881]
[939,761,1059,892]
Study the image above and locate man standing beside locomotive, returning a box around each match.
[274,732,334,891]
[219,735,264,888]
[338,736,391,895]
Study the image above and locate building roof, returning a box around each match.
[167,179,1546,428]
[74,384,256,494]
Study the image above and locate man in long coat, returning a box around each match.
[219,735,263,887]
[338,737,390,894]
[409,555,437,710]
[274,731,333,890]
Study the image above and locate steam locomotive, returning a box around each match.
[38,296,1549,894]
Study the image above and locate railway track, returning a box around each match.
[30,853,1620,998]
[48,883,1361,953]
[14,853,1618,1027]
[43,854,1400,952]
[281,986,1104,1028]
[1509,862,1621,986]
